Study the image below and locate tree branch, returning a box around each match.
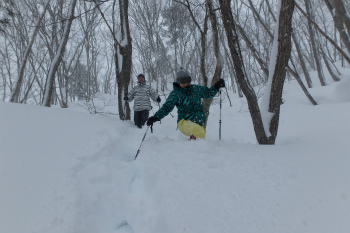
[295,2,350,64]
[93,2,121,47]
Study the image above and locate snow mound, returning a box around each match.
[1,77,350,233]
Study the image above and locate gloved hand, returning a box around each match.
[156,96,161,103]
[147,116,158,126]
[124,96,128,101]
[214,79,225,89]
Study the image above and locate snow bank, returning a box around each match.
[1,76,350,233]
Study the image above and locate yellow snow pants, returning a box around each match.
[177,119,206,139]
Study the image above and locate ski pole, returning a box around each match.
[219,89,222,140]
[158,103,161,124]
[123,97,127,121]
[134,125,152,160]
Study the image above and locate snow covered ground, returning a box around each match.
[1,69,350,233]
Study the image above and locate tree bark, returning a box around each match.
[42,0,77,107]
[320,46,341,82]
[288,60,317,106]
[236,23,269,78]
[304,0,327,86]
[247,0,274,40]
[329,0,350,40]
[324,0,350,55]
[202,0,223,129]
[266,0,295,144]
[291,31,313,88]
[10,0,50,103]
[218,0,268,144]
[295,2,350,65]
[115,0,132,120]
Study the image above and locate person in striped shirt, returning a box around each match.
[124,74,161,128]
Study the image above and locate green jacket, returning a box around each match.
[154,82,219,126]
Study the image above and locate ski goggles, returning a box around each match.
[179,77,191,84]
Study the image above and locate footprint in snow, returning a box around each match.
[116,220,134,233]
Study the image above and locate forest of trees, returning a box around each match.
[1,0,349,144]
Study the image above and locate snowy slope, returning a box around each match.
[1,74,350,233]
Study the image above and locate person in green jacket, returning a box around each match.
[147,67,225,140]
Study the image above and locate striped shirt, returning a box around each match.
[127,82,158,111]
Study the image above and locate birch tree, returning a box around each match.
[10,0,50,103]
[114,0,132,120]
[219,0,295,144]
[329,0,350,45]
[42,0,77,107]
[77,1,102,102]
[304,0,326,86]
[295,2,350,65]
[202,0,223,128]
[291,30,313,88]
[324,0,350,55]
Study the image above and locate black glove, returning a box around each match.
[214,79,225,89]
[124,96,128,101]
[156,96,161,103]
[147,116,158,126]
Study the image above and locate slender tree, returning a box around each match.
[219,0,267,144]
[114,0,132,120]
[42,0,77,107]
[291,31,313,88]
[304,0,326,86]
[324,0,350,55]
[219,0,295,144]
[10,0,50,103]
[202,0,223,128]
[295,2,350,64]
[329,0,350,40]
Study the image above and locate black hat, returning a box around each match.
[137,74,145,79]
[176,67,191,84]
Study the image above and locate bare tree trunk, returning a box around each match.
[220,35,242,97]
[329,0,350,40]
[42,0,77,107]
[236,23,269,78]
[304,0,327,86]
[295,2,350,65]
[266,0,295,144]
[115,0,132,120]
[291,31,313,88]
[219,0,295,144]
[320,46,341,82]
[202,0,223,129]
[265,0,277,22]
[10,0,49,103]
[218,0,268,144]
[324,0,350,54]
[247,0,274,40]
[289,59,318,106]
